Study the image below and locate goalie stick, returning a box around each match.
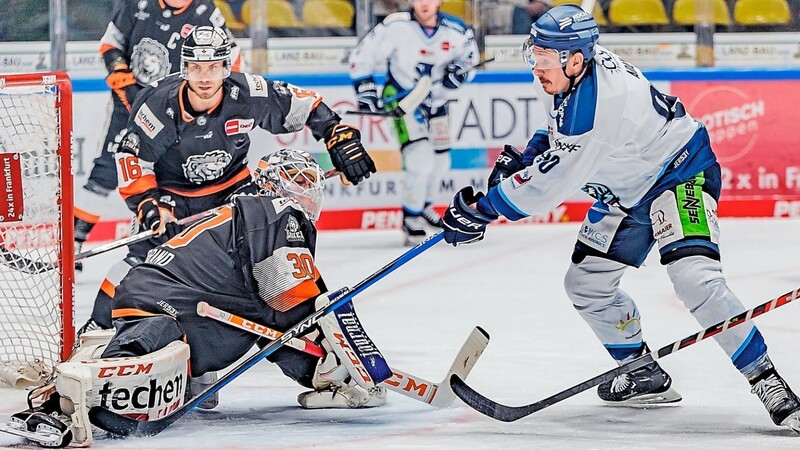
[197,301,489,407]
[0,170,341,275]
[450,287,800,422]
[88,231,445,437]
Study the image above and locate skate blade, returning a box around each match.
[602,387,683,407]
[781,410,800,434]
[0,421,67,447]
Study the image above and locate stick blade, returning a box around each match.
[449,374,527,422]
[430,326,490,408]
[397,76,431,115]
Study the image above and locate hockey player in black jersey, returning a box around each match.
[78,26,376,335]
[3,150,387,447]
[75,0,243,269]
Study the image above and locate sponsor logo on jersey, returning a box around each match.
[134,103,165,139]
[225,118,255,135]
[285,216,304,241]
[441,41,451,51]
[210,7,224,27]
[197,4,208,16]
[181,24,195,38]
[230,85,240,100]
[195,131,214,140]
[245,74,269,98]
[579,224,609,248]
[511,169,533,188]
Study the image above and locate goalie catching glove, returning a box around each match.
[325,124,376,185]
[298,293,391,409]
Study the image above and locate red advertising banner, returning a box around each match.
[671,80,800,217]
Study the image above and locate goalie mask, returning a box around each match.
[181,26,232,81]
[254,149,325,222]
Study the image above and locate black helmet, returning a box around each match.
[180,26,232,80]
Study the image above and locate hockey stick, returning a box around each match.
[88,231,445,437]
[0,170,342,275]
[450,287,800,422]
[340,75,432,118]
[197,301,489,406]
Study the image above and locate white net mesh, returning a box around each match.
[0,79,71,387]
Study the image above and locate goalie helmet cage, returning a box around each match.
[0,72,74,388]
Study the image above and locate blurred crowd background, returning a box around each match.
[3,0,800,42]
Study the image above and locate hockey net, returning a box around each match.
[0,73,74,388]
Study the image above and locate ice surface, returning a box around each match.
[2,218,799,449]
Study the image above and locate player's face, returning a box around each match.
[412,0,442,26]
[185,61,226,98]
[533,52,584,95]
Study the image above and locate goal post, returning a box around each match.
[0,72,74,388]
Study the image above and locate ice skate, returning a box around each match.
[0,394,73,448]
[402,215,427,246]
[598,358,682,405]
[298,383,387,409]
[421,204,443,233]
[750,368,800,433]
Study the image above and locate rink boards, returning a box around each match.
[66,68,800,239]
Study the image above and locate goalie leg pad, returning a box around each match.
[315,295,392,388]
[55,341,190,446]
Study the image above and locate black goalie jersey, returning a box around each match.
[112,194,325,375]
[100,0,241,84]
[116,71,340,212]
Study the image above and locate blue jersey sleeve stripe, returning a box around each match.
[487,185,528,221]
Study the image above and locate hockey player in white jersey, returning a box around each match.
[349,0,479,245]
[441,5,800,432]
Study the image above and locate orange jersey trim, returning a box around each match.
[265,279,321,313]
[111,308,160,319]
[74,207,101,224]
[163,167,250,198]
[119,174,158,200]
[100,279,116,298]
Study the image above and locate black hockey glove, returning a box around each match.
[488,144,525,188]
[106,68,142,111]
[326,123,376,185]
[353,77,381,112]
[137,196,180,244]
[442,186,498,246]
[442,62,469,89]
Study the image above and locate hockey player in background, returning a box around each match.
[78,26,376,336]
[349,0,479,245]
[74,0,243,270]
[441,5,800,432]
[3,150,388,447]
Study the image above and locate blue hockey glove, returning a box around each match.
[442,186,499,246]
[442,62,469,89]
[488,144,525,188]
[353,77,380,112]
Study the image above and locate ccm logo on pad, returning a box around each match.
[225,118,255,135]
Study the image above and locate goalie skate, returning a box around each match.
[0,409,73,448]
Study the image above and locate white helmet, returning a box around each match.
[254,149,325,222]
[180,26,232,80]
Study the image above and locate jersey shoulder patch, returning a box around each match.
[242,72,269,98]
[134,102,165,139]
[439,13,468,34]
[383,12,412,26]
[209,7,225,27]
